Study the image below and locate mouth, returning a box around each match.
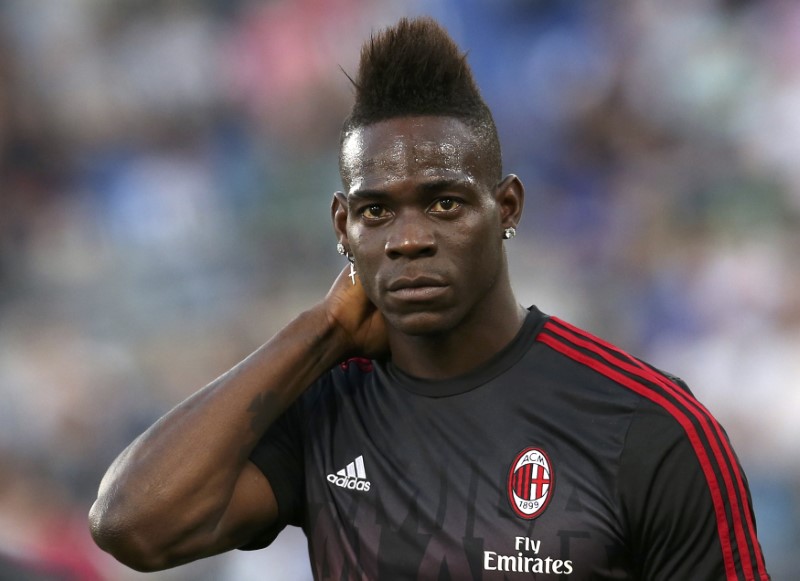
[386,275,449,301]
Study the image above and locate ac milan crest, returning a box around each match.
[507,447,554,520]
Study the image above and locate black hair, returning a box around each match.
[339,17,502,183]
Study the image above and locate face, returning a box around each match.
[334,116,522,337]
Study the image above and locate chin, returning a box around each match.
[385,309,458,337]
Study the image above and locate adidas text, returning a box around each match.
[327,474,371,491]
[328,455,371,492]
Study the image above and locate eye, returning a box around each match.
[360,204,390,220]
[429,197,462,213]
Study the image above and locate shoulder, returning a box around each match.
[534,318,770,579]
[533,316,732,475]
[535,315,696,410]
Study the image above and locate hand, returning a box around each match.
[323,265,389,360]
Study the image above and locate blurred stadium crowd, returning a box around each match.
[0,0,798,579]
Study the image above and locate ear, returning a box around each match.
[494,174,525,229]
[331,191,349,246]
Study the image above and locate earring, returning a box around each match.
[503,227,516,240]
[337,243,357,285]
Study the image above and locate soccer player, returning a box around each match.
[89,17,770,580]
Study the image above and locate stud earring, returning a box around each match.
[503,227,517,240]
[336,243,346,255]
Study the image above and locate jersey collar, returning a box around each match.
[375,306,548,397]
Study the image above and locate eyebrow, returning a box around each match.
[419,178,473,195]
[349,178,474,200]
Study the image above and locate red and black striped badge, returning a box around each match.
[507,447,554,520]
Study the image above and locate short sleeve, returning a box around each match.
[240,379,321,549]
[618,399,768,580]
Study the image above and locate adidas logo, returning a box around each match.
[327,455,371,492]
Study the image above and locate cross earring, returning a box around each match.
[337,243,357,285]
[348,261,357,285]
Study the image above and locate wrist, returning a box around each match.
[296,303,357,367]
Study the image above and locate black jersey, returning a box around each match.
[248,308,769,580]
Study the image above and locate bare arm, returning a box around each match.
[88,267,387,571]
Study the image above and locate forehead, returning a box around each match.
[341,116,486,194]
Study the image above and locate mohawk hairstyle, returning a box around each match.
[340,17,502,182]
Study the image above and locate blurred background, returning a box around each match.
[0,0,797,579]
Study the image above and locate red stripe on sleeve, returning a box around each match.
[536,319,767,580]
[546,318,768,580]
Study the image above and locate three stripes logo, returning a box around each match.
[327,455,371,492]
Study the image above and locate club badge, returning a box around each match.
[507,447,554,520]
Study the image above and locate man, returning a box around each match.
[89,17,770,580]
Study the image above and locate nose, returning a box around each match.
[384,212,436,259]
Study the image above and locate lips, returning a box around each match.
[386,275,449,302]
[387,275,446,292]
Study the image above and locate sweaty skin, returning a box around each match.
[335,116,526,379]
[341,118,479,194]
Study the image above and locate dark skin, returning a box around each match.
[88,115,525,571]
[336,116,526,379]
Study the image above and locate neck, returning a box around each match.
[388,293,528,380]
